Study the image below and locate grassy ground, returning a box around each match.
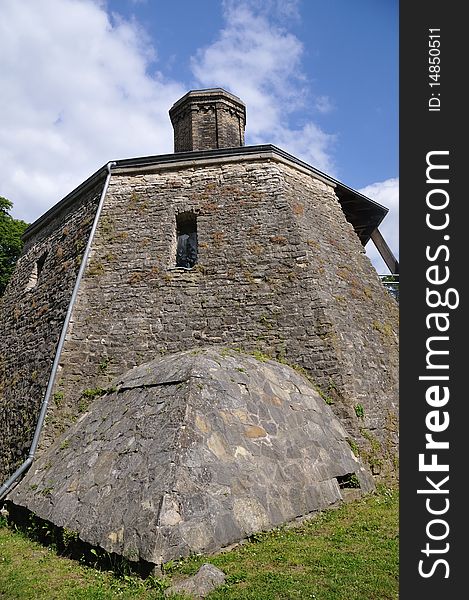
[0,486,398,600]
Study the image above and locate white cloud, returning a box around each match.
[1,0,395,278]
[191,1,398,276]
[227,0,301,22]
[360,178,399,274]
[0,0,185,223]
[314,95,334,114]
[191,0,336,174]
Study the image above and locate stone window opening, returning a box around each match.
[25,252,48,291]
[175,212,198,269]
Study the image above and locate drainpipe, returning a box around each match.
[0,161,116,501]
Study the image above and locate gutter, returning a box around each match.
[0,161,116,501]
[23,145,389,242]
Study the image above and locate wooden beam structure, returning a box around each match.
[370,228,399,274]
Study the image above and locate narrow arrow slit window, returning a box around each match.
[176,212,198,269]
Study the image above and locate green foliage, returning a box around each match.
[258,313,273,328]
[77,387,112,414]
[372,320,394,338]
[161,488,399,600]
[0,519,170,598]
[346,438,361,457]
[0,488,398,599]
[0,197,29,295]
[53,391,65,406]
[81,387,109,400]
[98,357,111,373]
[360,428,384,473]
[250,350,271,362]
[62,527,79,549]
[87,260,105,277]
[354,403,365,418]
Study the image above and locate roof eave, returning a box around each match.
[23,145,388,244]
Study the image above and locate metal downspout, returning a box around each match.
[0,161,116,501]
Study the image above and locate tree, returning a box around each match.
[0,197,29,296]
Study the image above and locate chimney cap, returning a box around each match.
[169,88,246,118]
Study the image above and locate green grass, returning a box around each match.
[0,528,167,599]
[0,487,398,599]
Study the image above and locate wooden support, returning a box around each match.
[370,228,399,274]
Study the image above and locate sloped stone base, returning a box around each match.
[8,348,374,566]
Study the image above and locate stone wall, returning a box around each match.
[47,155,398,476]
[0,177,105,481]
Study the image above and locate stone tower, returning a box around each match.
[0,88,398,567]
[169,88,246,152]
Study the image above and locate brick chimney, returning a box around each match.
[169,88,246,152]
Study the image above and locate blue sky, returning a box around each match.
[0,0,398,272]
